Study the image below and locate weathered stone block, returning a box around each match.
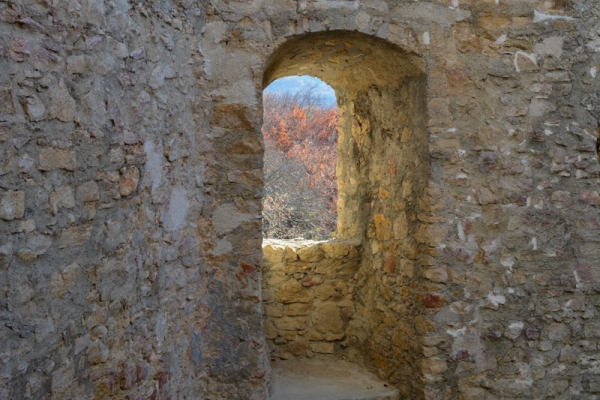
[313,282,347,301]
[263,245,285,264]
[273,316,306,331]
[211,104,254,130]
[50,79,76,122]
[0,85,15,114]
[266,271,288,286]
[392,330,409,350]
[546,380,568,397]
[415,223,449,246]
[50,185,75,215]
[297,245,324,262]
[283,340,309,356]
[0,190,25,220]
[454,23,482,53]
[278,280,311,303]
[419,357,447,375]
[264,319,277,339]
[424,267,448,283]
[312,303,343,334]
[51,263,80,298]
[285,303,311,316]
[314,259,358,276]
[414,316,435,334]
[374,214,392,241]
[58,225,92,248]
[77,181,99,202]
[321,241,358,258]
[393,212,408,240]
[120,166,140,197]
[39,149,76,171]
[22,95,46,121]
[310,341,334,354]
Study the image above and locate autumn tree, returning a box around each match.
[262,86,338,240]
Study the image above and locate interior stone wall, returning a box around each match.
[1,0,600,399]
[262,239,361,359]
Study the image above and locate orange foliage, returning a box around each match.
[262,91,338,239]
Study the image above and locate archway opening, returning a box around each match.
[262,75,338,240]
[261,31,429,397]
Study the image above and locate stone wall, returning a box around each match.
[262,239,360,359]
[1,0,600,399]
[0,1,268,399]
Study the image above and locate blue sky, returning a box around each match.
[264,75,337,107]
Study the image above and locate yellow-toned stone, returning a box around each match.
[280,331,297,341]
[479,15,511,32]
[322,241,360,259]
[414,224,449,246]
[395,321,413,337]
[266,272,288,286]
[263,245,285,264]
[283,340,309,356]
[284,246,298,262]
[283,262,311,274]
[314,282,347,301]
[274,316,306,331]
[424,267,448,283]
[421,346,439,357]
[297,245,324,262]
[402,180,412,199]
[264,304,283,318]
[401,239,419,259]
[380,187,391,198]
[414,315,435,334]
[305,331,324,341]
[400,259,414,278]
[393,212,408,239]
[285,303,311,316]
[278,280,311,303]
[419,357,447,375]
[374,214,392,241]
[400,127,412,142]
[314,259,358,277]
[264,319,277,339]
[312,303,343,334]
[310,341,334,354]
[324,332,345,341]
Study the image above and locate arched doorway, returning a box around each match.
[261,31,430,398]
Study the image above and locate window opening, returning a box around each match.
[262,75,338,240]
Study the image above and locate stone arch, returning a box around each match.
[263,30,428,239]
[261,30,430,397]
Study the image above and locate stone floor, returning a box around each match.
[269,357,400,400]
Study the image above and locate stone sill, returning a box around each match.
[262,238,362,264]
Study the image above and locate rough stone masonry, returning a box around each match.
[0,0,599,399]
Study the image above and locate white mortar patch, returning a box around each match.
[144,139,164,197]
[514,51,538,73]
[533,10,575,23]
[213,203,253,235]
[423,31,430,45]
[166,187,189,232]
[487,293,506,306]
